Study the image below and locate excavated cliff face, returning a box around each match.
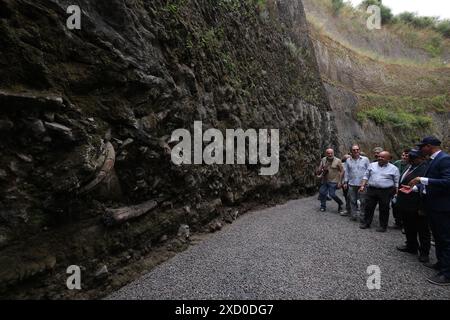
[302,0,450,157]
[311,31,450,155]
[0,0,334,297]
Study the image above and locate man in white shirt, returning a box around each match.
[359,151,400,232]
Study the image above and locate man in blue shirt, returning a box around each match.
[343,145,370,221]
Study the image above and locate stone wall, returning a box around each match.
[308,29,449,157]
[0,0,334,297]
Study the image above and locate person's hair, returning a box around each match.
[403,148,411,154]
[408,150,424,160]
[373,147,383,153]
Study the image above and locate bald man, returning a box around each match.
[359,151,400,232]
[316,148,345,213]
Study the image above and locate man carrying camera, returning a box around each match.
[317,149,345,214]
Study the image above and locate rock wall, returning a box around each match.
[302,0,450,157]
[0,0,334,297]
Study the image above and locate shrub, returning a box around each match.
[331,0,345,16]
[359,0,380,7]
[397,12,416,24]
[430,95,449,112]
[359,107,432,129]
[255,0,266,10]
[359,0,393,24]
[395,12,450,38]
[435,20,450,38]
[424,36,443,57]
[379,6,393,24]
[414,16,438,29]
[398,12,438,29]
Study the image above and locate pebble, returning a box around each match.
[108,194,450,300]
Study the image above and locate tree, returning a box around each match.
[359,0,393,24]
[435,20,450,38]
[331,0,345,16]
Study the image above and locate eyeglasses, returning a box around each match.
[352,149,360,152]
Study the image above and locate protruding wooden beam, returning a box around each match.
[103,200,158,226]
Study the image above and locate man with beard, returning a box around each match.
[316,149,345,214]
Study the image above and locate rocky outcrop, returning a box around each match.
[303,0,450,157]
[312,32,450,156]
[0,0,334,297]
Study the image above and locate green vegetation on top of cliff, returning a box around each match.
[303,0,450,68]
[357,1,450,38]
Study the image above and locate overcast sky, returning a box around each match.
[348,0,450,19]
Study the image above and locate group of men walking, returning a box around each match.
[316,136,450,286]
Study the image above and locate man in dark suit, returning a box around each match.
[396,150,430,263]
[409,136,450,286]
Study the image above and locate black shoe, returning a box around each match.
[396,245,417,254]
[423,262,441,271]
[359,224,370,229]
[396,245,417,253]
[376,227,387,233]
[427,274,450,286]
[419,255,430,263]
[392,224,402,230]
[350,216,358,221]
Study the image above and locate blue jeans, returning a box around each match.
[348,185,365,219]
[319,182,343,209]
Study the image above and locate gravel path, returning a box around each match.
[108,194,450,300]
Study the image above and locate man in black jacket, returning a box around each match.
[409,136,450,286]
[396,149,430,263]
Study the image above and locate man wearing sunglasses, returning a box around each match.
[343,145,370,221]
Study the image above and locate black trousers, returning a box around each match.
[402,209,431,256]
[428,210,450,278]
[363,187,394,228]
[392,203,403,226]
